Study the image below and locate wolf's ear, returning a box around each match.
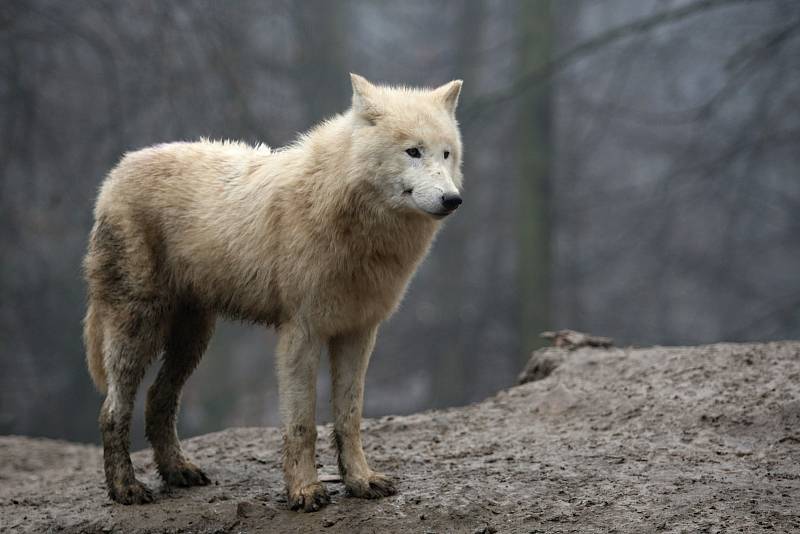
[350,73,381,124]
[433,80,463,116]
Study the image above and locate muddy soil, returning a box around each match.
[1,341,799,533]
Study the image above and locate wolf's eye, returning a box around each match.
[443,151,450,159]
[405,147,421,158]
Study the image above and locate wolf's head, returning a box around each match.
[348,74,464,219]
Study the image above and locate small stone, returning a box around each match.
[236,500,257,518]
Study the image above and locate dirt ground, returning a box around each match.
[2,341,799,533]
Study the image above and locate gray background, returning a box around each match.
[1,0,798,445]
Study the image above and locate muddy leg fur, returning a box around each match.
[276,321,330,512]
[329,326,396,499]
[145,302,214,487]
[99,307,165,505]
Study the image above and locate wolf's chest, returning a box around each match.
[310,247,417,328]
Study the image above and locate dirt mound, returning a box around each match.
[2,341,799,533]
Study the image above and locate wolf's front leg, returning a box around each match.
[329,326,397,499]
[276,321,329,512]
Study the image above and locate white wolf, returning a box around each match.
[83,74,463,511]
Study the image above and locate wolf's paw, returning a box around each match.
[160,461,211,487]
[109,479,155,505]
[345,472,397,499]
[288,482,330,512]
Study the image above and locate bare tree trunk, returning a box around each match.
[289,0,350,124]
[516,0,552,359]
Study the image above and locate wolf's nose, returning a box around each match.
[441,193,463,211]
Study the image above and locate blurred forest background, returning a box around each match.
[1,0,799,446]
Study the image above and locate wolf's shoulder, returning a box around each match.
[118,138,271,164]
[196,137,272,154]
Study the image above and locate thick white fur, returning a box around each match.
[84,74,463,511]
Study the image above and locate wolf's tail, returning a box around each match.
[84,301,107,393]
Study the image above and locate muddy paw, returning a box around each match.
[345,472,397,499]
[109,479,155,505]
[288,482,330,512]
[160,461,211,487]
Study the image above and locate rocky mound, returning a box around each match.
[2,341,799,533]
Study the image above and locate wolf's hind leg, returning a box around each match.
[100,315,163,505]
[329,325,396,499]
[146,302,214,487]
[276,321,329,512]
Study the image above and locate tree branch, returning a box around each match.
[463,0,779,121]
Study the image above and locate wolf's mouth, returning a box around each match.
[403,188,453,219]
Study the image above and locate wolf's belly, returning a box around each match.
[168,252,283,326]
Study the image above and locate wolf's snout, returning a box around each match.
[441,193,463,211]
